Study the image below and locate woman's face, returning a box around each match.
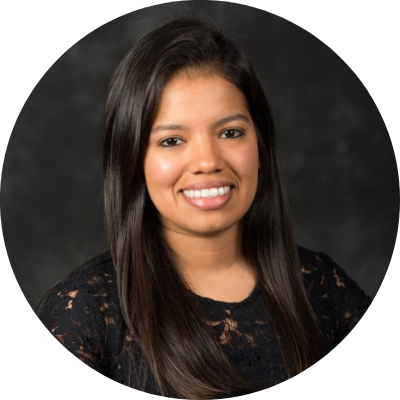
[144,72,259,237]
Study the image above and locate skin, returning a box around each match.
[144,71,260,301]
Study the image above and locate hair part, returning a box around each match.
[103,16,323,398]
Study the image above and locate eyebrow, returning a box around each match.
[151,113,251,134]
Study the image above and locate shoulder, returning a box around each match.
[37,251,120,335]
[297,245,337,274]
[297,245,370,299]
[38,251,116,308]
[297,246,333,291]
[37,252,125,369]
[297,246,372,343]
[297,246,369,297]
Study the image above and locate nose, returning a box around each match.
[189,135,223,174]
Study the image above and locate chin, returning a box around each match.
[183,219,240,237]
[160,211,244,237]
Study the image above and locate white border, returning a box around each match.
[1,1,399,399]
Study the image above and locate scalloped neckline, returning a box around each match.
[195,284,260,308]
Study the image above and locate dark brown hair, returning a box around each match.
[103,16,323,398]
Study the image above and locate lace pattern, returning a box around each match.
[38,247,372,392]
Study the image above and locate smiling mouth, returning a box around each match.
[182,186,231,199]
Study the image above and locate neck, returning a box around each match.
[164,224,242,271]
[162,223,256,301]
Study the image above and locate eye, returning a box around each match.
[220,129,244,139]
[159,137,184,148]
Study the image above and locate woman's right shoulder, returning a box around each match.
[36,251,125,369]
[38,251,116,307]
[37,251,120,335]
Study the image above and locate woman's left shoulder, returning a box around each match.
[297,246,368,295]
[297,246,372,341]
[297,246,343,276]
[297,245,370,299]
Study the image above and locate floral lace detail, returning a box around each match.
[200,291,286,387]
[38,248,372,393]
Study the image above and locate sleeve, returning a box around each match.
[37,279,106,371]
[319,252,372,342]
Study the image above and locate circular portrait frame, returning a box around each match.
[1,1,399,399]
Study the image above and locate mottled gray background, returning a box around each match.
[1,1,398,309]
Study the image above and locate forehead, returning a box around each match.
[153,72,250,125]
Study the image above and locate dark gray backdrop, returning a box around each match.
[1,1,398,309]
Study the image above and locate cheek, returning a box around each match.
[234,144,260,182]
[144,151,182,194]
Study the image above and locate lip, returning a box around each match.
[180,181,234,210]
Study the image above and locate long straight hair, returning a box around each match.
[103,17,323,398]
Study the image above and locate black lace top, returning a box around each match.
[38,247,371,395]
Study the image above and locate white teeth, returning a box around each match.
[209,188,218,197]
[201,189,210,198]
[183,186,231,199]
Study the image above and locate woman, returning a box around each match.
[38,17,371,398]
